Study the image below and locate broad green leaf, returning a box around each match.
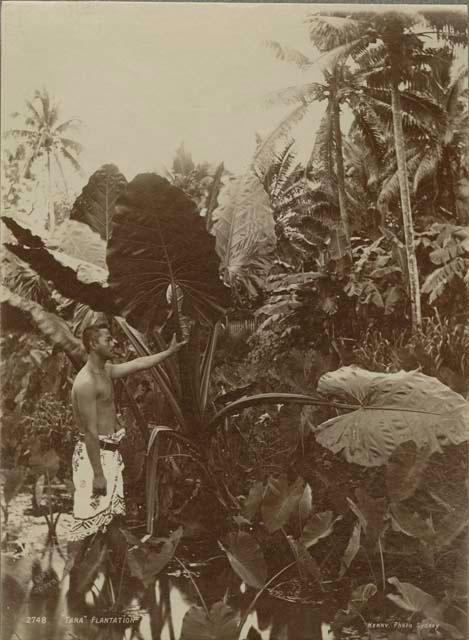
[387,577,439,616]
[180,601,238,640]
[339,523,361,578]
[1,286,84,364]
[301,511,334,548]
[70,164,127,240]
[261,476,304,533]
[2,216,115,315]
[107,173,230,329]
[316,366,469,466]
[390,503,435,543]
[298,483,313,525]
[290,537,322,583]
[220,531,267,589]
[354,487,387,546]
[49,220,108,272]
[241,481,264,522]
[385,442,430,502]
[127,527,183,587]
[211,172,275,296]
[3,467,25,504]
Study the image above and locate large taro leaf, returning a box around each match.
[211,172,276,297]
[107,173,231,329]
[315,366,469,467]
[180,602,238,640]
[220,531,267,589]
[261,476,304,533]
[1,286,85,364]
[2,216,116,314]
[70,164,127,240]
[127,527,183,587]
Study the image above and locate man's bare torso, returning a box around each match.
[71,365,117,436]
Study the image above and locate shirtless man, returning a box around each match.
[69,323,184,540]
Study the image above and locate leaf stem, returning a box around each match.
[174,556,210,618]
[378,536,386,593]
[238,561,297,633]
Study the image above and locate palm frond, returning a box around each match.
[264,41,313,70]
[61,148,83,175]
[307,13,366,50]
[59,137,83,154]
[262,81,326,108]
[253,102,310,178]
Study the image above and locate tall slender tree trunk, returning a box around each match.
[46,151,54,235]
[390,76,422,331]
[332,98,351,255]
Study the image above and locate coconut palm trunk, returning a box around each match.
[390,74,422,331]
[331,93,351,252]
[46,150,55,234]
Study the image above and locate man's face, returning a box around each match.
[92,329,115,361]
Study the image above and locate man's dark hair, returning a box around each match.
[82,323,109,353]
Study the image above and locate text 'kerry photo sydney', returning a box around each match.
[1,2,468,640]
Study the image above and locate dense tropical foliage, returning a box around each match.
[1,7,468,640]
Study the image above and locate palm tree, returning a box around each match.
[305,9,467,331]
[258,38,369,255]
[4,89,83,233]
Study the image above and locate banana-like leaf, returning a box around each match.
[70,164,127,240]
[2,216,115,314]
[211,172,275,297]
[315,366,469,466]
[1,286,84,365]
[107,173,230,330]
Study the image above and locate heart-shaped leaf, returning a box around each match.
[316,366,469,466]
[241,481,264,522]
[354,487,387,546]
[387,577,438,615]
[289,537,322,583]
[128,527,183,587]
[301,511,335,548]
[261,476,304,533]
[390,503,435,543]
[107,173,231,329]
[180,601,238,640]
[220,531,267,589]
[70,164,127,240]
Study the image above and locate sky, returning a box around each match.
[2,1,467,194]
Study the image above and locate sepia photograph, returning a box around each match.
[1,2,468,639]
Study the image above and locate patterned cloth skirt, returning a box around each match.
[68,428,126,541]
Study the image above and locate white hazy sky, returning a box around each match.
[1,1,467,190]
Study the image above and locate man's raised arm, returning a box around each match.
[75,380,107,496]
[108,334,185,380]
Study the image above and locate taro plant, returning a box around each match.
[3,172,469,538]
